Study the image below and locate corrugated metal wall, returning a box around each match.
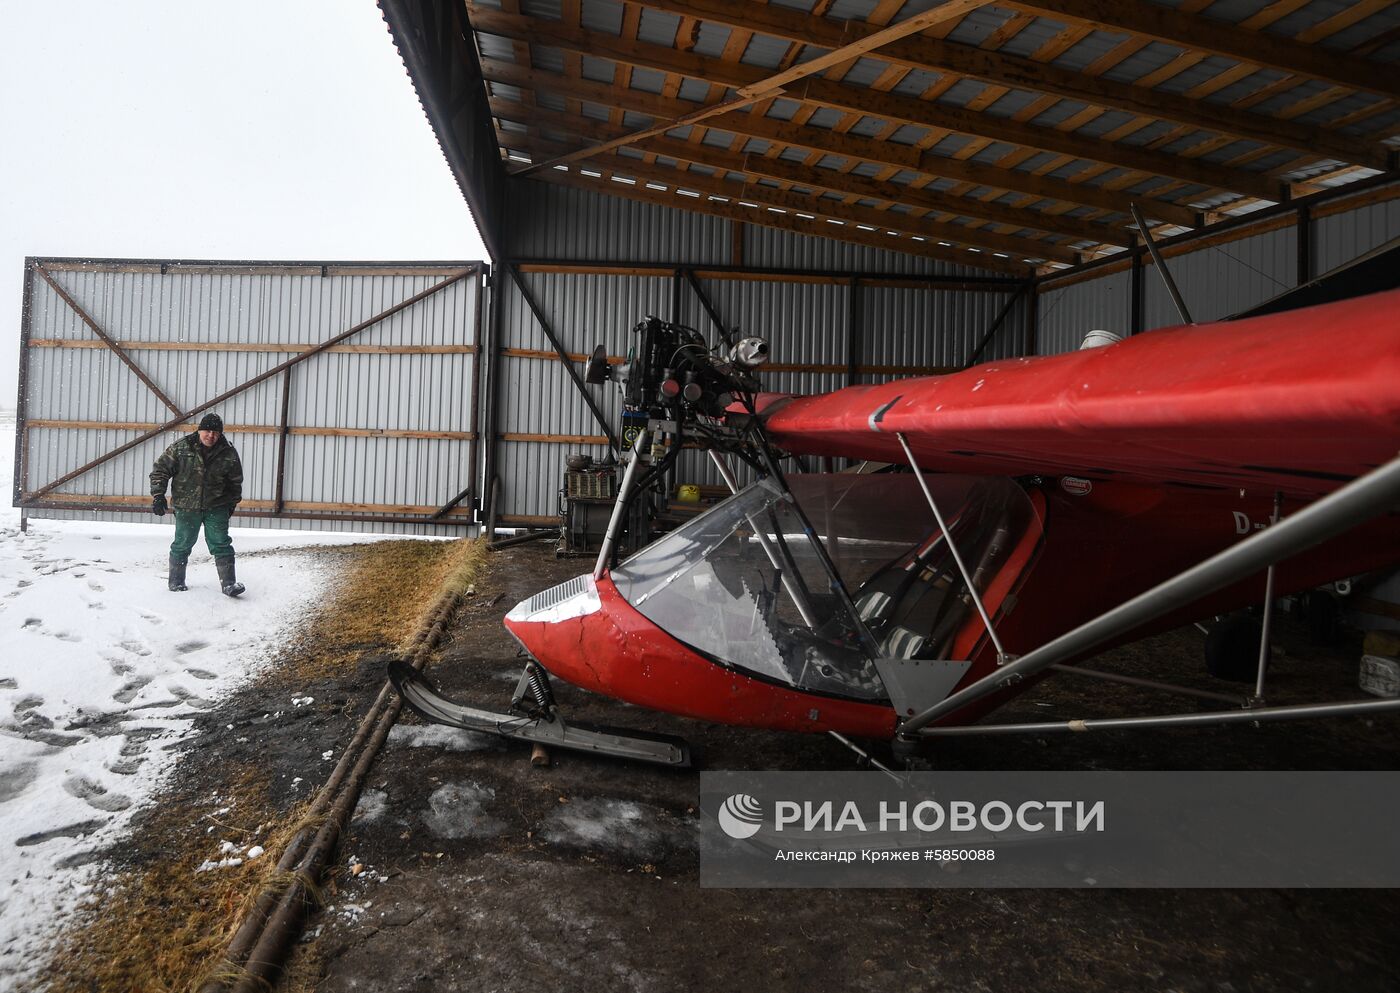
[1143,226,1297,330]
[19,261,483,534]
[489,181,1025,520]
[1316,195,1400,273]
[1036,185,1400,356]
[1037,267,1133,355]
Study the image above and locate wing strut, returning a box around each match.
[901,450,1400,736]
[896,432,1010,664]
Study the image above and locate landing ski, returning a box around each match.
[387,661,692,768]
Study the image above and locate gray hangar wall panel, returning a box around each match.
[504,183,730,265]
[1036,269,1133,356]
[1142,226,1297,330]
[19,261,482,534]
[1316,197,1400,273]
[860,285,1028,376]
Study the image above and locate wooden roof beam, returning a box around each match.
[479,59,1194,231]
[507,0,990,177]
[1004,0,1399,100]
[625,0,1391,170]
[470,7,1287,201]
[490,95,1121,250]
[497,141,1034,275]
[503,127,1081,262]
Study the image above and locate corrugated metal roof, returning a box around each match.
[445,0,1399,276]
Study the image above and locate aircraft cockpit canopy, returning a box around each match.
[610,473,1040,703]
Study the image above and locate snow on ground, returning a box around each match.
[0,409,429,988]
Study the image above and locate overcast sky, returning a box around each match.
[0,0,487,410]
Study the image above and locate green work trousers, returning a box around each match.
[170,508,234,560]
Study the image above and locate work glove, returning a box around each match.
[152,495,167,517]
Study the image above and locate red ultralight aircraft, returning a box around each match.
[392,288,1400,768]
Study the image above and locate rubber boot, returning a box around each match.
[168,554,188,592]
[214,555,245,598]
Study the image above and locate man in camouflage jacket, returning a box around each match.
[149,412,246,596]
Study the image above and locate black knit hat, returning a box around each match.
[198,413,223,433]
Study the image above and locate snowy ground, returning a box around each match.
[0,410,421,988]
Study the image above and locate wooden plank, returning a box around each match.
[32,262,476,277]
[496,514,564,527]
[492,96,1123,245]
[1004,0,1398,100]
[512,263,676,278]
[511,131,1079,262]
[622,0,1389,169]
[26,419,475,441]
[25,493,476,516]
[473,8,1288,199]
[501,347,625,364]
[25,339,476,355]
[500,433,612,445]
[484,59,1202,228]
[508,0,987,174]
[520,160,1033,274]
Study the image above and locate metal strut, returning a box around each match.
[901,451,1400,736]
[895,432,1009,663]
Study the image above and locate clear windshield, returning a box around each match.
[611,473,1037,703]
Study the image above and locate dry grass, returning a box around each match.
[43,769,314,993]
[42,537,490,992]
[273,537,488,683]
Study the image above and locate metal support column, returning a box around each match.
[1131,204,1193,325]
[1129,241,1145,336]
[1297,204,1314,287]
[273,369,293,513]
[846,277,862,386]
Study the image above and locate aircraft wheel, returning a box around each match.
[1204,615,1263,682]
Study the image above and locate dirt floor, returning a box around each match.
[51,542,1400,992]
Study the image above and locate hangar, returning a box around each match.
[10,2,1400,990]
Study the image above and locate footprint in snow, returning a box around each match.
[185,668,217,681]
[14,694,44,715]
[104,656,134,676]
[139,612,164,626]
[167,684,213,709]
[62,775,132,812]
[175,640,209,655]
[112,676,152,704]
[0,677,17,690]
[105,757,145,776]
[87,580,104,592]
[0,761,39,804]
[117,639,151,657]
[21,618,41,629]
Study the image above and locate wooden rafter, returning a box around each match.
[490,95,1125,248]
[480,58,1201,228]
[510,149,1036,275]
[501,128,1081,262]
[1004,0,1399,100]
[470,7,1291,201]
[505,0,990,177]
[623,0,1390,170]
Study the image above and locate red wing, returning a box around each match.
[753,288,1400,498]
